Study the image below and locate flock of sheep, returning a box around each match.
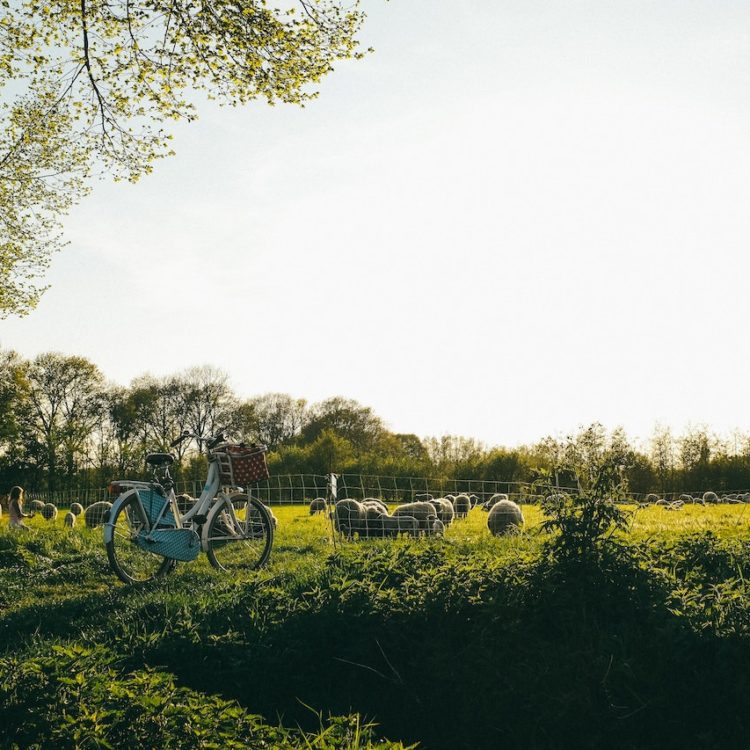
[637,491,750,511]
[15,487,747,539]
[24,499,113,528]
[310,492,525,539]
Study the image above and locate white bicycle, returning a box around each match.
[104,430,274,584]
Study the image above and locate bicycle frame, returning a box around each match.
[104,455,226,551]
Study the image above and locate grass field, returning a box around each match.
[2,504,750,749]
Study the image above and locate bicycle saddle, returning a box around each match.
[145,452,175,467]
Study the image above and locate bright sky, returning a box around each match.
[2,0,750,447]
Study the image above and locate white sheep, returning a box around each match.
[332,499,367,537]
[379,514,419,537]
[84,501,113,529]
[30,499,45,513]
[452,494,472,518]
[469,494,479,508]
[393,501,439,531]
[482,493,508,512]
[70,502,84,516]
[41,503,58,521]
[487,499,524,536]
[64,511,76,527]
[428,498,455,526]
[309,497,328,515]
[645,493,660,505]
[362,498,389,515]
[703,491,719,504]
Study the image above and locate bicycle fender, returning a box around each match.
[102,489,139,545]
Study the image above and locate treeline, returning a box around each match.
[1,350,750,495]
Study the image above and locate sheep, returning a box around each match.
[645,493,660,505]
[664,501,684,511]
[84,501,113,529]
[481,493,508,512]
[415,492,434,501]
[487,499,524,536]
[428,497,455,526]
[331,498,366,537]
[452,494,472,518]
[362,498,389,515]
[469,494,479,509]
[309,497,328,515]
[63,511,76,527]
[41,503,58,521]
[703,491,719,504]
[654,498,668,506]
[379,514,419,537]
[30,499,45,512]
[70,502,84,516]
[678,494,693,504]
[393,501,439,531]
[428,518,446,537]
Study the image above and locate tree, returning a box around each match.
[20,352,105,492]
[1,0,368,316]
[177,365,237,448]
[302,397,384,454]
[242,392,308,449]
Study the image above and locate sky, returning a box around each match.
[2,0,750,447]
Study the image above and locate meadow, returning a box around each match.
[2,503,750,749]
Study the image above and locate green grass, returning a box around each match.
[2,505,750,749]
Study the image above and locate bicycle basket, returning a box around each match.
[215,445,269,487]
[137,488,176,528]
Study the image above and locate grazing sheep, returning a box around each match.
[84,501,113,529]
[30,499,45,513]
[664,500,684,511]
[452,494,472,518]
[428,498,455,526]
[393,501,439,531]
[362,498,389,515]
[428,518,445,537]
[70,502,84,516]
[332,499,366,537]
[487,499,524,536]
[415,492,434,501]
[482,493,508,512]
[469,494,479,508]
[645,493,660,505]
[703,491,719,504]
[379,514,419,537]
[309,497,328,515]
[41,503,58,521]
[678,494,693,504]
[654,498,668,506]
[63,511,76,527]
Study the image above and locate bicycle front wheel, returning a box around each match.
[205,496,273,573]
[106,495,174,584]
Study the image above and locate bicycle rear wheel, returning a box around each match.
[106,495,174,584]
[205,495,273,572]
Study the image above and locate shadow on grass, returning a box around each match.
[143,545,750,750]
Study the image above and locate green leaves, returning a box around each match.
[0,0,368,315]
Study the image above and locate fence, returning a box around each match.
[22,475,750,510]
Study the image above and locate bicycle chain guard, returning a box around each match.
[135,528,201,562]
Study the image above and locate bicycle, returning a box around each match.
[103,430,274,584]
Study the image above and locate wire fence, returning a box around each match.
[19,475,750,510]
